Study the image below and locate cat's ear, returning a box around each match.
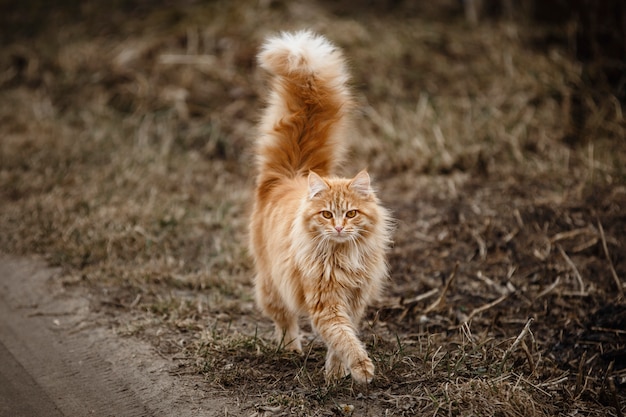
[308,171,329,199]
[350,170,371,196]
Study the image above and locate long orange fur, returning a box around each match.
[249,30,393,384]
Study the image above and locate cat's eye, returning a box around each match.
[345,210,357,218]
[321,211,333,219]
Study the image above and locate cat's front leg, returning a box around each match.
[346,352,374,384]
[256,276,302,352]
[275,324,302,352]
[311,309,374,384]
[324,347,374,384]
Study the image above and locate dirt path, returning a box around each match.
[0,254,233,417]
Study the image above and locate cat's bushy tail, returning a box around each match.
[255,30,353,198]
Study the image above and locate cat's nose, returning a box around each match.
[335,225,344,233]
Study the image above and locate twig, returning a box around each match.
[430,345,445,376]
[597,220,624,299]
[513,209,524,228]
[557,245,586,295]
[574,351,587,399]
[471,231,487,260]
[412,230,436,243]
[397,288,439,322]
[572,237,599,253]
[501,318,534,372]
[550,227,594,243]
[129,293,142,308]
[537,276,560,299]
[475,271,511,296]
[591,326,626,335]
[423,263,458,315]
[608,376,624,417]
[520,339,535,374]
[403,288,439,306]
[511,372,552,397]
[465,293,509,322]
[538,373,569,388]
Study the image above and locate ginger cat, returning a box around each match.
[249,30,393,384]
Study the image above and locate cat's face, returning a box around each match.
[304,171,378,244]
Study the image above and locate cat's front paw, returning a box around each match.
[349,356,374,384]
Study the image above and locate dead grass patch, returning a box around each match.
[0,1,624,415]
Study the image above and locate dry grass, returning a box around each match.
[1,1,625,415]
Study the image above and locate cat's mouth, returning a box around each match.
[329,231,353,243]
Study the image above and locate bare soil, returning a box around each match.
[1,1,624,416]
[0,254,233,416]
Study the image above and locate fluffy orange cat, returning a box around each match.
[249,30,393,384]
